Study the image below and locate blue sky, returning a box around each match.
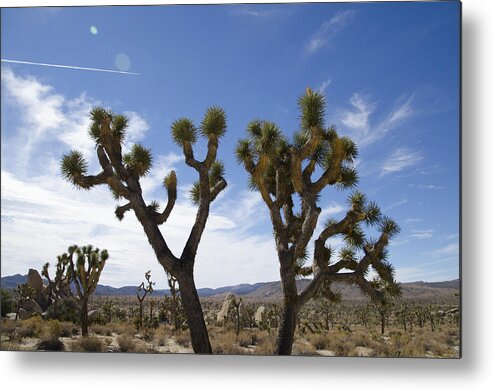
[1,2,460,289]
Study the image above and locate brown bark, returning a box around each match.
[81,299,89,337]
[176,271,212,354]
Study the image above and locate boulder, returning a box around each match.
[27,269,44,292]
[255,306,265,325]
[21,298,43,314]
[18,308,31,320]
[216,293,235,325]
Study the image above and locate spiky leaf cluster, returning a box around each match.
[88,107,128,145]
[61,150,88,185]
[171,118,197,146]
[189,160,225,205]
[123,143,153,176]
[200,106,227,139]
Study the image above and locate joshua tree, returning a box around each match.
[61,106,227,353]
[13,283,36,320]
[57,245,109,336]
[236,88,400,355]
[166,273,181,331]
[42,253,73,303]
[370,277,401,334]
[136,271,155,330]
[229,296,243,336]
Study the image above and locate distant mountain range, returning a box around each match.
[0,273,459,301]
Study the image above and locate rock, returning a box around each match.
[216,293,236,325]
[21,298,43,314]
[27,269,44,292]
[5,313,17,320]
[255,306,265,325]
[18,308,31,320]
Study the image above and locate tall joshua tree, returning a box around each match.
[65,245,108,337]
[236,88,400,355]
[136,271,155,330]
[61,106,227,353]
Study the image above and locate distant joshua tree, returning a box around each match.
[64,245,109,336]
[136,271,155,330]
[61,106,227,353]
[236,88,400,355]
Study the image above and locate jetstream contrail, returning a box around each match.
[1,59,140,75]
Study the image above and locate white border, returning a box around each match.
[2,1,492,389]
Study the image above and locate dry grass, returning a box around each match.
[117,334,136,352]
[70,336,105,352]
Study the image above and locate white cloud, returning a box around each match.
[1,68,282,289]
[317,78,332,95]
[338,92,416,149]
[383,199,408,212]
[305,10,355,55]
[381,148,423,176]
[340,92,375,133]
[427,243,459,258]
[410,229,434,239]
[1,67,149,176]
[231,7,281,19]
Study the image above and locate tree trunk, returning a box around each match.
[380,311,385,335]
[275,299,297,355]
[81,299,89,337]
[177,272,212,354]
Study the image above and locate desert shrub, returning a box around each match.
[308,333,329,350]
[117,334,136,352]
[1,341,21,351]
[293,341,316,355]
[91,323,112,336]
[254,335,276,355]
[175,332,191,348]
[1,289,15,317]
[36,338,65,351]
[238,333,253,348]
[71,336,104,352]
[45,297,80,323]
[18,316,43,338]
[1,319,18,340]
[58,321,78,337]
[154,325,171,346]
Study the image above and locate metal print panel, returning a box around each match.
[0,1,461,358]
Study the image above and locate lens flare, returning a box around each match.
[115,53,131,72]
[90,26,98,35]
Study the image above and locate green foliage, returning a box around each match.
[171,118,197,146]
[60,150,88,185]
[123,143,153,177]
[1,289,14,317]
[379,217,401,238]
[298,88,326,130]
[163,170,177,190]
[209,160,225,186]
[200,106,227,139]
[45,297,81,323]
[190,181,201,205]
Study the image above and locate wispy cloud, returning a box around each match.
[339,93,415,149]
[427,243,459,258]
[340,92,375,132]
[381,148,423,176]
[1,59,140,75]
[317,78,332,95]
[305,10,355,55]
[410,229,434,239]
[383,199,408,212]
[231,7,282,19]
